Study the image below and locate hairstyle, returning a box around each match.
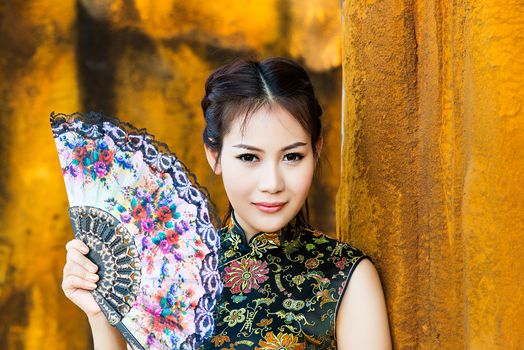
[201,56,323,227]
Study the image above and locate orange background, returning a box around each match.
[0,1,342,348]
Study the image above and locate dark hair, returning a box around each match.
[201,57,323,227]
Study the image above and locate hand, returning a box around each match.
[61,239,102,318]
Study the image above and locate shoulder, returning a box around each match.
[298,226,372,297]
[342,259,382,302]
[335,257,392,348]
[293,226,372,298]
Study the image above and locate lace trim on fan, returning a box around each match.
[50,111,221,230]
[51,110,223,346]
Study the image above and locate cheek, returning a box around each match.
[287,162,315,197]
[220,158,253,198]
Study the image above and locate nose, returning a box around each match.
[257,161,284,194]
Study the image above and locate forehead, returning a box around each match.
[224,104,309,145]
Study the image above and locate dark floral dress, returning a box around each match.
[200,210,371,350]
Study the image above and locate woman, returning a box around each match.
[62,57,392,349]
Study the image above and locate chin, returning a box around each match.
[254,212,295,232]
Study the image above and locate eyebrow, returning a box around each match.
[232,141,307,153]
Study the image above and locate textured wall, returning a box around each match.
[0,1,86,349]
[0,1,342,349]
[338,0,524,348]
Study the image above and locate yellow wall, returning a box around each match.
[338,0,524,348]
[0,1,342,348]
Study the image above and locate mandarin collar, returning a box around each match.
[219,209,306,261]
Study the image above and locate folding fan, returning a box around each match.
[50,111,222,350]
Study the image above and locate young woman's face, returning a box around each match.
[205,104,321,237]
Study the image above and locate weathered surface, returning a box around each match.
[0,1,342,348]
[338,0,524,348]
[0,2,88,349]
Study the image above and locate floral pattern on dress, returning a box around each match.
[200,210,371,349]
[223,257,270,294]
[257,331,305,350]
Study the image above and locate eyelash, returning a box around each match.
[236,153,305,163]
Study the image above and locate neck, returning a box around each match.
[231,211,259,242]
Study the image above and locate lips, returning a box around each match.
[253,202,287,213]
[254,202,286,207]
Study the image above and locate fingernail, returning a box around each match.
[89,283,97,289]
[90,264,98,272]
[81,246,89,254]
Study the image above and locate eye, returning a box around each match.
[283,153,305,162]
[236,153,258,162]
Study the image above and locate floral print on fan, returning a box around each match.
[60,136,136,185]
[52,111,222,350]
[110,186,183,234]
[94,161,209,328]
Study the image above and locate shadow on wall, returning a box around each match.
[0,1,343,349]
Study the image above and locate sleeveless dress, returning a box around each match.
[200,210,371,349]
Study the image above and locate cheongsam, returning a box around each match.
[200,210,371,349]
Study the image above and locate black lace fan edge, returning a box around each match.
[49,110,223,229]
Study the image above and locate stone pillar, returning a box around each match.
[338,0,524,348]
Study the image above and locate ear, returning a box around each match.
[204,145,222,175]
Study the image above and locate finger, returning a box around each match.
[66,249,98,273]
[62,275,97,292]
[63,261,99,283]
[65,239,89,254]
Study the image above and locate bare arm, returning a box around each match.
[336,258,392,349]
[62,239,127,350]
